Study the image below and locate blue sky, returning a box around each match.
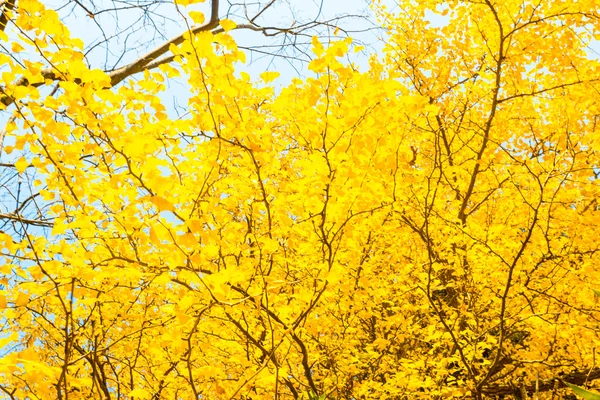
[34,0,398,119]
[48,0,394,82]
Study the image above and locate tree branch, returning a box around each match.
[498,78,600,104]
[0,212,53,228]
[0,0,220,108]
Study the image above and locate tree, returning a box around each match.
[0,0,599,399]
[0,0,377,237]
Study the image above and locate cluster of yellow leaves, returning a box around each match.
[0,0,599,399]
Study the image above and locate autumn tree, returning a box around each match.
[0,0,376,238]
[0,0,600,399]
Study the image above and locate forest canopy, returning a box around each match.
[0,0,600,399]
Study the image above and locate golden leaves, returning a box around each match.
[1,0,599,398]
[260,71,280,83]
[188,11,205,24]
[15,292,29,307]
[148,195,175,212]
[175,0,205,5]
[15,157,28,174]
[11,42,25,53]
[128,389,152,399]
[311,36,325,57]
[158,63,181,78]
[219,19,237,32]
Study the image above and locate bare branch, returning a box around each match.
[498,78,600,104]
[107,0,220,85]
[0,212,53,228]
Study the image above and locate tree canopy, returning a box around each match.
[0,0,600,399]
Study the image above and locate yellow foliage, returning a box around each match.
[0,0,599,399]
[219,19,237,32]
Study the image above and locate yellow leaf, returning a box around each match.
[176,311,192,324]
[149,226,160,245]
[154,274,171,285]
[215,382,226,395]
[186,219,203,233]
[189,11,205,24]
[311,36,325,57]
[0,295,6,309]
[158,63,180,78]
[0,333,17,348]
[15,157,28,174]
[11,42,25,53]
[179,232,198,247]
[175,0,205,5]
[260,71,280,83]
[15,293,29,307]
[219,19,237,32]
[236,50,246,63]
[129,389,151,399]
[149,196,174,212]
[72,38,84,49]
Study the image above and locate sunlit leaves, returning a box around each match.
[0,0,599,399]
[175,0,205,5]
[219,19,237,32]
[260,71,280,83]
[188,11,205,24]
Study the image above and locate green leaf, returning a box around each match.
[564,381,600,400]
[593,289,600,298]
